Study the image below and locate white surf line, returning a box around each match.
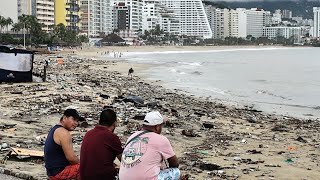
[123,47,312,56]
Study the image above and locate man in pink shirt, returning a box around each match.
[119,111,180,180]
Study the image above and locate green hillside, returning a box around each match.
[204,0,320,19]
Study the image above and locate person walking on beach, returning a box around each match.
[44,108,84,180]
[128,67,134,80]
[80,109,123,180]
[119,111,180,180]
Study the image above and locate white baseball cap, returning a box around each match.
[143,111,164,126]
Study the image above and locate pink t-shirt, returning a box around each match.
[119,131,175,180]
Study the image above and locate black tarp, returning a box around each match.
[0,45,34,83]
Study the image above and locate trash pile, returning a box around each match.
[0,54,319,179]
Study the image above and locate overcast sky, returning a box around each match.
[0,0,18,22]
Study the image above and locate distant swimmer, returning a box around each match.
[128,67,134,80]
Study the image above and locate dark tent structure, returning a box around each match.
[99,34,126,46]
[0,45,34,83]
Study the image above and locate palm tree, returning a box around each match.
[4,17,13,33]
[0,15,6,34]
[17,15,42,44]
[11,23,23,33]
[53,23,67,40]
[48,24,56,32]
[18,15,34,35]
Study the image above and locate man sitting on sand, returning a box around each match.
[44,108,83,180]
[80,109,123,180]
[119,111,180,180]
[128,67,134,80]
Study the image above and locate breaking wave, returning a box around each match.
[170,68,185,75]
[177,62,202,66]
[123,47,306,57]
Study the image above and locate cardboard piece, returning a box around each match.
[10,148,44,157]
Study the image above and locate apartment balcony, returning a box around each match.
[66,15,81,23]
[36,10,54,15]
[82,14,89,18]
[66,13,80,17]
[66,19,81,24]
[41,21,55,25]
[66,0,79,5]
[37,15,54,20]
[37,13,55,18]
[66,4,80,12]
[37,0,54,6]
[36,5,55,11]
[38,18,55,22]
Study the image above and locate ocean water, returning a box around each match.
[122,47,320,119]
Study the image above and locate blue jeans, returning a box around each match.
[158,168,180,180]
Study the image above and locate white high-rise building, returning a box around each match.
[17,0,55,32]
[157,3,180,35]
[35,0,55,32]
[159,0,212,38]
[313,7,320,38]
[272,9,282,24]
[80,0,113,38]
[205,7,247,39]
[142,0,160,32]
[213,8,229,39]
[264,11,272,26]
[17,0,33,17]
[204,4,216,38]
[80,0,89,36]
[263,26,302,43]
[112,0,144,36]
[246,8,266,38]
[141,0,180,35]
[282,9,292,19]
[230,8,247,38]
[111,0,144,39]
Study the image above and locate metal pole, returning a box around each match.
[23,22,26,49]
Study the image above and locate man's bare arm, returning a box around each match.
[167,155,179,168]
[116,153,122,162]
[57,129,79,164]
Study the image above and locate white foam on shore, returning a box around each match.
[170,68,177,72]
[177,62,202,66]
[123,47,308,57]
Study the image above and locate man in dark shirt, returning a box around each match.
[44,108,83,180]
[80,109,123,180]
[128,67,134,80]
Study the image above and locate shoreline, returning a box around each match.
[62,45,309,58]
[110,61,319,122]
[105,46,319,120]
[0,46,319,179]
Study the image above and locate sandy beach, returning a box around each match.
[0,46,319,180]
[64,45,288,57]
